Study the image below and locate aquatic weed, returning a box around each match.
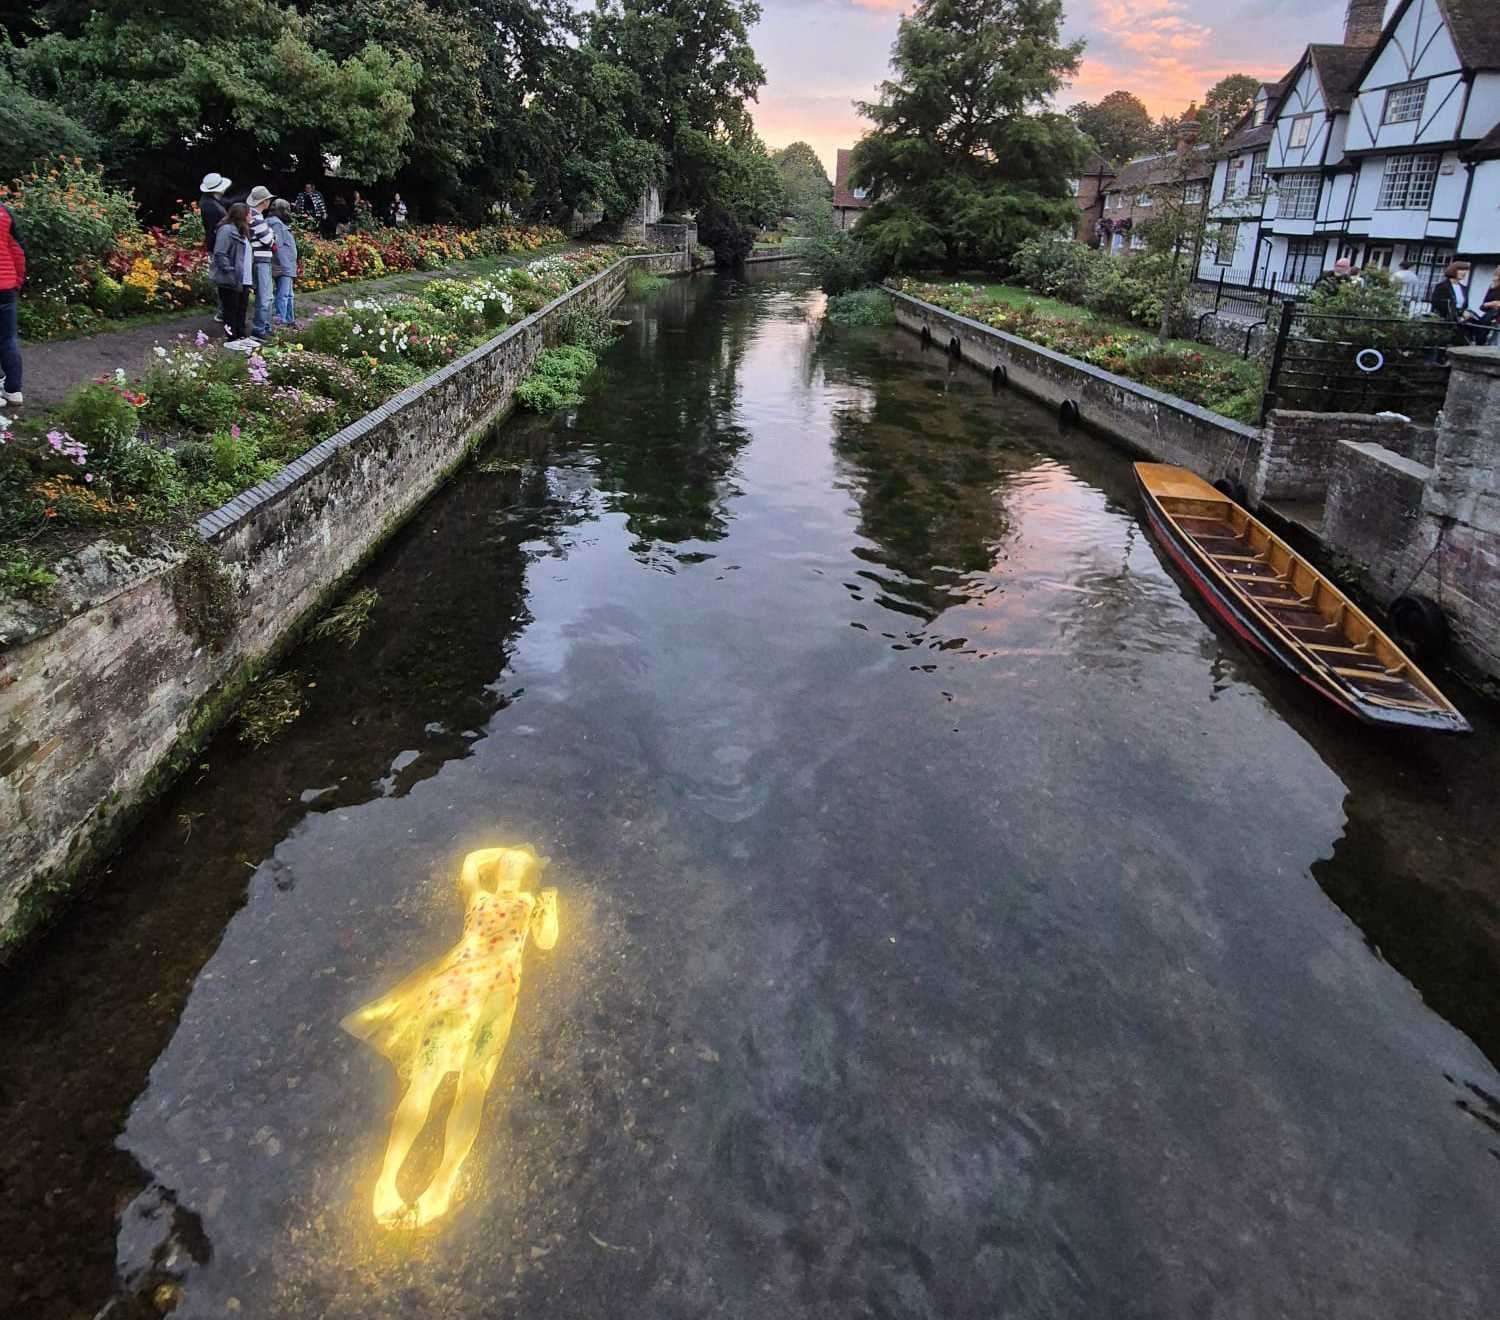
[310,586,380,648]
[238,670,306,746]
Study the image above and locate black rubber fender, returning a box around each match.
[1059,399,1080,428]
[991,364,1008,391]
[1389,593,1450,661]
[948,336,961,358]
[1212,477,1249,506]
[920,325,932,347]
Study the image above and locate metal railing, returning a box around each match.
[1260,303,1460,422]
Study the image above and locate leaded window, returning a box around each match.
[1277,172,1321,219]
[1377,153,1439,210]
[1382,82,1427,125]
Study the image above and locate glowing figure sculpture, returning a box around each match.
[342,846,559,1228]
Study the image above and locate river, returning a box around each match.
[3,268,1499,1319]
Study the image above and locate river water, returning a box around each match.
[4,269,1500,1319]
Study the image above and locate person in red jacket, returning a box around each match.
[0,202,23,405]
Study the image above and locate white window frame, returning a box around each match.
[1223,156,1242,200]
[1247,151,1267,198]
[1214,222,1239,265]
[1287,115,1313,149]
[1184,183,1204,205]
[1136,192,1153,207]
[1277,172,1321,219]
[851,185,868,200]
[1377,153,1440,210]
[1129,231,1147,250]
[1382,82,1427,125]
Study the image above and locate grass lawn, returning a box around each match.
[962,281,1255,376]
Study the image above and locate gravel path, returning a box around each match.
[16,246,578,411]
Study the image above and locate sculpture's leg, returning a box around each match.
[374,1066,446,1224]
[414,1009,515,1226]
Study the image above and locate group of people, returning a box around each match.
[1430,260,1500,346]
[1313,255,1500,343]
[199,173,300,350]
[284,181,408,239]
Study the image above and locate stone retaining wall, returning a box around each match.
[0,250,691,952]
[886,288,1262,488]
[1255,410,1433,504]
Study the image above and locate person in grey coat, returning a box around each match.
[267,199,299,327]
[208,204,254,346]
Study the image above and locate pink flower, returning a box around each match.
[195,330,210,347]
[230,424,241,440]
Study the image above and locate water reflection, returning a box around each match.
[2,270,1500,1320]
[345,847,558,1228]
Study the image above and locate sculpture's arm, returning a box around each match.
[531,888,559,950]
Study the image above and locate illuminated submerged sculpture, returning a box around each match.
[342,845,559,1227]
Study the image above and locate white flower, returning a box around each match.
[352,324,362,336]
[114,368,126,384]
[153,345,168,358]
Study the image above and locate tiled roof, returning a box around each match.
[1215,122,1274,158]
[1307,43,1369,111]
[1464,121,1500,160]
[1103,146,1212,193]
[1436,0,1500,70]
[832,148,871,211]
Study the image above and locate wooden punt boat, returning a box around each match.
[1135,462,1470,734]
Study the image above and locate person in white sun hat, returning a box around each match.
[199,173,233,324]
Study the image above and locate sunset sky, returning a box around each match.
[747,0,1357,175]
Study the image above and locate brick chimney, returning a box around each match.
[1343,0,1384,46]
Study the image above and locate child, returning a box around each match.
[342,845,559,1228]
[208,204,254,348]
[267,198,299,328]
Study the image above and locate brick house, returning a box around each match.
[1098,144,1213,254]
[832,148,873,231]
[1072,154,1117,245]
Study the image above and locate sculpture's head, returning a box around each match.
[485,845,550,893]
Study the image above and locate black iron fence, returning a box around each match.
[1191,265,1438,324]
[1259,302,1460,422]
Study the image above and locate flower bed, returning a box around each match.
[0,159,567,340]
[0,247,621,592]
[891,279,1264,423]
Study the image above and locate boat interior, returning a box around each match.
[1153,491,1452,715]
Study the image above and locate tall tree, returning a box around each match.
[772,141,832,222]
[23,2,418,212]
[586,0,766,212]
[1201,73,1262,143]
[851,0,1091,273]
[1066,90,1153,164]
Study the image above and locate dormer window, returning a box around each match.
[1382,82,1427,125]
[851,186,868,200]
[1287,115,1313,149]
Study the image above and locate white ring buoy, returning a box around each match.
[1355,347,1384,373]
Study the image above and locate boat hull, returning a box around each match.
[1136,469,1469,734]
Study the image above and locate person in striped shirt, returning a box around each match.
[245,185,277,342]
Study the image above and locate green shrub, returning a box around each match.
[626,267,668,298]
[1011,236,1105,303]
[104,440,186,510]
[0,546,58,601]
[54,379,141,463]
[0,157,136,302]
[806,229,874,295]
[515,344,598,411]
[557,307,619,355]
[825,289,894,326]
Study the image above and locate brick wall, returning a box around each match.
[0,250,691,952]
[1322,348,1500,681]
[1254,410,1430,503]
